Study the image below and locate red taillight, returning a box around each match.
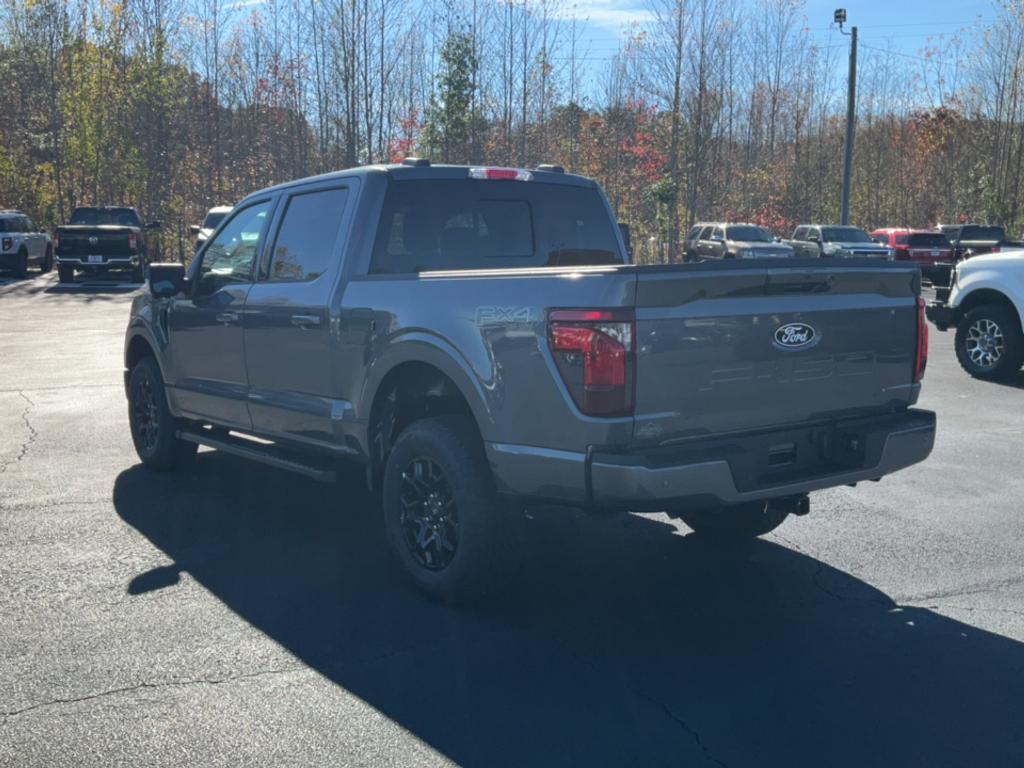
[914,296,928,383]
[128,232,137,251]
[1,237,11,252]
[468,166,533,182]
[548,309,635,416]
[52,232,59,250]
[990,246,1001,254]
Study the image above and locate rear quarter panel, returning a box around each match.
[337,268,638,455]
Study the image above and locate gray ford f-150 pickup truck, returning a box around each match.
[123,161,936,602]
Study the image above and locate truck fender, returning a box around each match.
[358,330,497,444]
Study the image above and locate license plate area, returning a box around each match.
[87,254,103,264]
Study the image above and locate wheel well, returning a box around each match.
[367,362,478,474]
[958,289,1022,329]
[126,335,155,371]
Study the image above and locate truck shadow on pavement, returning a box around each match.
[114,455,1024,767]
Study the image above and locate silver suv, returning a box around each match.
[684,222,794,261]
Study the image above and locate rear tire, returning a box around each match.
[57,264,75,283]
[676,501,789,540]
[128,356,197,471]
[955,305,1024,381]
[382,415,505,603]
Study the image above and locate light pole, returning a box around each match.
[836,8,857,225]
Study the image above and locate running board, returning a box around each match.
[177,429,337,482]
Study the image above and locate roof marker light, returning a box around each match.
[468,167,533,182]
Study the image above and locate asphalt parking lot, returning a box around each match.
[1,272,1022,767]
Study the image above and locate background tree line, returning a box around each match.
[2,0,1024,263]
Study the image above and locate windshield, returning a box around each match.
[70,208,142,227]
[203,210,229,230]
[821,226,873,243]
[726,225,773,242]
[908,233,949,247]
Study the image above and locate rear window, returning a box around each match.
[370,180,621,273]
[959,226,1005,241]
[907,233,949,247]
[726,225,773,242]
[70,208,141,227]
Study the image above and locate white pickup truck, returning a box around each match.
[926,252,1024,380]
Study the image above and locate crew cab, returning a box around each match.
[786,225,894,260]
[55,206,160,283]
[939,224,1024,262]
[870,228,952,280]
[123,161,936,602]
[0,210,53,277]
[926,251,1024,380]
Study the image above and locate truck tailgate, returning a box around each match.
[632,262,921,445]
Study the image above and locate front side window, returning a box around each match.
[196,200,272,295]
[269,188,349,282]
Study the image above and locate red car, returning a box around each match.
[871,228,952,277]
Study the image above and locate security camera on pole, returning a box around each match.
[835,8,857,226]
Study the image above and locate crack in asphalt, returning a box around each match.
[633,690,731,768]
[0,664,310,724]
[0,391,38,476]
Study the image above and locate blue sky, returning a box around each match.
[569,0,992,66]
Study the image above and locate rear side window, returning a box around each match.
[0,217,19,232]
[268,188,349,282]
[370,180,620,273]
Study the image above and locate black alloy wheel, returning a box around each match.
[398,456,460,570]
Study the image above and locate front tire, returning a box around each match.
[382,415,504,603]
[41,246,53,273]
[955,306,1024,381]
[15,248,28,278]
[676,501,789,540]
[128,356,197,471]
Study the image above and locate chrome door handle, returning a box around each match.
[216,311,239,324]
[291,314,322,328]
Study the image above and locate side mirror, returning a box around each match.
[807,234,820,243]
[618,222,632,257]
[149,263,187,298]
[146,220,162,230]
[188,224,201,236]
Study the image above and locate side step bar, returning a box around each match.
[177,429,337,483]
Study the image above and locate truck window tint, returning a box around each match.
[370,180,619,273]
[269,188,348,282]
[907,233,949,247]
[69,208,142,227]
[196,201,271,294]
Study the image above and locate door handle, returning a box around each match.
[291,314,322,328]
[216,311,240,324]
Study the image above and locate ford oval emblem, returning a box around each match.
[774,322,817,350]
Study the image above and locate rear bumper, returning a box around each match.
[57,255,139,267]
[487,409,936,509]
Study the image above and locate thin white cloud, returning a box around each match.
[552,0,652,33]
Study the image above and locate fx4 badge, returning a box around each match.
[774,322,818,350]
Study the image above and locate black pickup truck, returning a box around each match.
[124,161,935,602]
[55,206,160,283]
[940,224,1024,262]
